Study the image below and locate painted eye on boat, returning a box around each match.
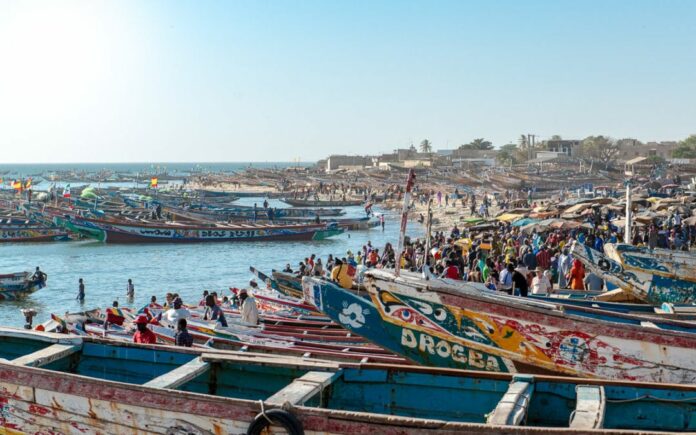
[433,308,447,321]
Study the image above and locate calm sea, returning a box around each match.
[0,174,422,328]
[0,162,311,177]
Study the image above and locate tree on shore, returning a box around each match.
[579,135,620,170]
[419,139,433,153]
[459,138,493,151]
[497,143,519,164]
[673,135,696,158]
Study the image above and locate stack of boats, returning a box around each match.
[0,186,382,243]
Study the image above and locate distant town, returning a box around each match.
[318,135,696,173]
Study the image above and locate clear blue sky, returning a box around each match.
[0,0,694,163]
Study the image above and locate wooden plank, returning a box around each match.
[144,358,210,390]
[201,352,340,371]
[487,375,534,426]
[12,344,80,368]
[570,385,605,429]
[267,371,340,406]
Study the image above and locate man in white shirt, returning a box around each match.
[240,289,259,325]
[164,297,190,324]
[498,263,514,294]
[531,267,553,296]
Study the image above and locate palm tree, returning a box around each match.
[518,134,528,149]
[419,139,433,153]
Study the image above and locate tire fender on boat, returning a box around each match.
[247,408,304,435]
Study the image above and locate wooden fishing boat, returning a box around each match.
[361,269,696,383]
[571,242,696,305]
[303,277,515,373]
[56,214,344,243]
[271,270,305,299]
[0,226,71,242]
[604,242,696,282]
[1,327,695,433]
[282,198,364,207]
[0,271,47,300]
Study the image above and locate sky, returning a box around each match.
[0,0,694,163]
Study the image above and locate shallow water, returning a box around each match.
[0,202,422,327]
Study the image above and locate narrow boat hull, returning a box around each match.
[366,270,696,383]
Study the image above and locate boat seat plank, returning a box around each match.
[570,385,605,429]
[144,358,210,390]
[13,344,81,368]
[267,371,340,406]
[201,352,339,371]
[487,375,534,426]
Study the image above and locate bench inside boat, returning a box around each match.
[2,331,696,432]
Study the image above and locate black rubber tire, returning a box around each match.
[246,408,304,435]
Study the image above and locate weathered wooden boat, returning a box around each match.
[362,269,696,383]
[304,277,514,373]
[2,327,696,433]
[271,270,305,299]
[56,214,344,243]
[571,242,696,305]
[0,271,47,300]
[0,226,71,242]
[282,198,364,207]
[188,204,345,218]
[604,243,696,282]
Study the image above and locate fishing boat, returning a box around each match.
[0,271,47,300]
[604,243,696,281]
[56,214,344,243]
[303,276,514,373]
[1,327,695,433]
[571,242,696,305]
[0,226,71,242]
[360,269,696,383]
[271,270,305,299]
[282,198,364,207]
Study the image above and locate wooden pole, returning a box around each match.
[395,169,416,277]
[625,181,632,244]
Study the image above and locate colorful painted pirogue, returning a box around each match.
[55,214,344,243]
[0,215,71,242]
[571,242,696,304]
[1,327,695,433]
[303,276,514,372]
[357,269,696,383]
[282,198,364,207]
[0,271,47,300]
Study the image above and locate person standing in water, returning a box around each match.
[126,279,135,299]
[77,278,85,303]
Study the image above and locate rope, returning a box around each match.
[258,400,274,425]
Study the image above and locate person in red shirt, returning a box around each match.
[441,260,462,280]
[535,245,551,271]
[133,314,157,344]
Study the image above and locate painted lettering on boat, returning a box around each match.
[400,328,500,371]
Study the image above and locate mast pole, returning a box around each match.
[395,169,416,277]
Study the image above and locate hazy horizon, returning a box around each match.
[1,0,694,163]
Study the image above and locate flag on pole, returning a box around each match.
[150,177,158,188]
[24,178,32,189]
[62,184,71,198]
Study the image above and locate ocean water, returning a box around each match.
[0,162,311,177]
[0,200,422,327]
